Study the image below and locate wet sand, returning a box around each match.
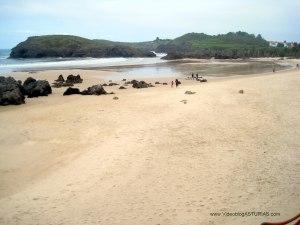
[0,62,299,225]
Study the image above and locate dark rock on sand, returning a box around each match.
[113,96,119,100]
[56,75,65,83]
[122,79,126,81]
[24,80,52,98]
[163,82,168,85]
[23,77,36,86]
[63,87,81,96]
[132,81,151,89]
[81,85,107,95]
[66,74,83,84]
[102,83,108,86]
[239,90,244,94]
[109,83,119,86]
[185,90,196,95]
[199,78,207,82]
[52,82,74,88]
[155,81,160,84]
[0,76,25,105]
[119,86,126,89]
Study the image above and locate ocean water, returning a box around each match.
[0,49,167,74]
[0,49,292,78]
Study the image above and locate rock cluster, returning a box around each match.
[66,75,83,84]
[0,76,52,105]
[52,74,83,88]
[23,77,52,98]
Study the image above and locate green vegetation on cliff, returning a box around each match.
[157,32,300,59]
[10,32,300,59]
[10,35,157,58]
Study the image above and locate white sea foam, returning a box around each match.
[0,51,167,73]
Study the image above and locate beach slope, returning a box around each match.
[0,69,299,225]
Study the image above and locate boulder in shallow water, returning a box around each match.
[24,80,52,98]
[0,76,25,105]
[81,85,107,95]
[63,87,81,96]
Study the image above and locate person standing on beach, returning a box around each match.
[175,79,180,87]
[171,80,174,87]
[191,73,194,80]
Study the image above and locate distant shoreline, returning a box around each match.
[10,58,294,79]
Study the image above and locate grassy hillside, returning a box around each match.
[10,33,300,59]
[10,35,156,58]
[157,32,271,58]
[93,38,171,51]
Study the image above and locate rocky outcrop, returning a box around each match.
[55,75,65,83]
[0,76,25,105]
[10,35,156,58]
[23,79,52,98]
[23,77,36,86]
[66,75,83,84]
[63,87,81,95]
[132,81,153,89]
[81,85,107,95]
[52,74,82,88]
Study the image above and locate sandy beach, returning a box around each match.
[0,64,299,225]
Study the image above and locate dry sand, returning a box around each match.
[0,66,299,225]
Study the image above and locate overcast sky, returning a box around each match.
[0,0,299,48]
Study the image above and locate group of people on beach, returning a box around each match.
[191,73,201,80]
